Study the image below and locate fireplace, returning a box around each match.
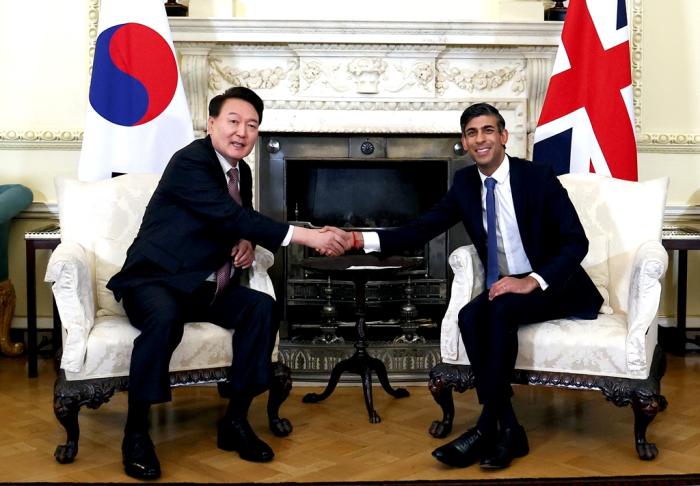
[258,133,473,381]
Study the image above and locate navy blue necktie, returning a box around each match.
[484,177,499,289]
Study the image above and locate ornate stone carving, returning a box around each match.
[347,58,389,94]
[87,0,99,76]
[0,130,83,150]
[209,57,300,94]
[180,49,211,134]
[631,0,643,135]
[290,43,446,53]
[301,60,353,93]
[435,61,525,96]
[385,62,435,93]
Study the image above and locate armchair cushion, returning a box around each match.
[65,316,235,381]
[94,236,128,318]
[580,234,613,315]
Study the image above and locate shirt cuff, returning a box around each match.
[282,225,295,246]
[529,272,548,291]
[362,231,381,253]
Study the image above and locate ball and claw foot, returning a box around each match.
[636,441,659,461]
[270,418,293,437]
[429,420,452,438]
[302,393,321,403]
[55,442,78,464]
[368,410,381,424]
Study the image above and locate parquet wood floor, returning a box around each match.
[2,353,700,483]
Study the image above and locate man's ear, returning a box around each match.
[500,128,509,148]
[206,116,214,134]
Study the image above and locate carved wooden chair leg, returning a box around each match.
[53,371,122,464]
[428,363,474,438]
[267,361,293,437]
[631,393,663,460]
[53,391,80,463]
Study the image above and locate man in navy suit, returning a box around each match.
[108,87,345,480]
[325,103,602,469]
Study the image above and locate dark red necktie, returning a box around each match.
[213,168,242,301]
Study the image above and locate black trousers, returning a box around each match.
[122,279,279,404]
[457,286,570,403]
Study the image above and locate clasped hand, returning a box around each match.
[312,226,355,257]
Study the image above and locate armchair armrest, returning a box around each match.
[44,242,95,373]
[626,241,668,372]
[245,246,279,360]
[441,245,485,363]
[0,185,33,225]
[246,246,276,300]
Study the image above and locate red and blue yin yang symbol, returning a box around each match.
[90,23,178,126]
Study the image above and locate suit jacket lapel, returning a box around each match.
[508,157,533,258]
[465,167,487,256]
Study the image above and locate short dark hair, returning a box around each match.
[208,87,264,124]
[460,103,505,135]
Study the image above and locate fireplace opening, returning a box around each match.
[286,159,449,229]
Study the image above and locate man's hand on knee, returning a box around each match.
[489,276,540,301]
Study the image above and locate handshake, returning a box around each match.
[294,226,364,257]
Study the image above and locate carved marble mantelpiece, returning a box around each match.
[171,19,561,165]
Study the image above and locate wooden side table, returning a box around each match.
[25,223,61,378]
[300,255,422,423]
[661,224,700,356]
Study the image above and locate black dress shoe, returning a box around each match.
[480,425,529,468]
[432,427,492,468]
[122,432,161,480]
[218,417,274,462]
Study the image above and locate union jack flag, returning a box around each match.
[533,0,637,181]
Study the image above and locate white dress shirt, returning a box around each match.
[363,155,547,289]
[206,151,294,281]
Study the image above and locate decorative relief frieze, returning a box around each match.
[385,62,435,93]
[209,58,300,94]
[260,99,518,112]
[87,0,99,77]
[435,61,525,96]
[289,43,446,54]
[347,58,388,94]
[0,130,83,151]
[631,0,643,135]
[301,60,353,93]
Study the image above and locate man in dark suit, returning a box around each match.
[107,87,345,480]
[324,103,602,469]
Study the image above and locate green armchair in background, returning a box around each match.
[0,184,33,356]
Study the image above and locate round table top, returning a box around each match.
[300,255,423,280]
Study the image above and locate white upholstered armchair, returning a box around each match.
[45,174,292,464]
[428,173,669,460]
